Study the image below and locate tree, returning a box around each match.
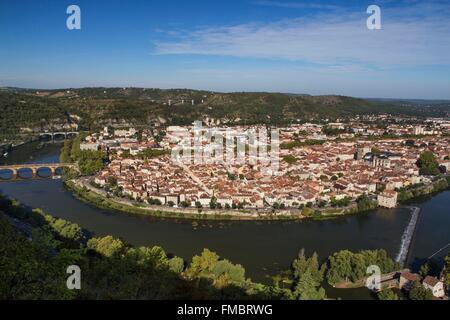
[213,260,246,285]
[445,255,450,293]
[404,139,415,147]
[371,147,381,155]
[357,194,378,212]
[419,263,430,277]
[331,196,351,208]
[283,155,298,165]
[87,236,125,257]
[409,281,433,300]
[138,148,167,159]
[417,151,440,176]
[0,216,78,300]
[187,249,220,277]
[168,257,185,273]
[209,197,217,209]
[327,250,399,285]
[318,200,327,208]
[295,271,326,300]
[292,250,325,284]
[291,250,326,300]
[180,201,190,208]
[60,139,73,163]
[378,289,399,300]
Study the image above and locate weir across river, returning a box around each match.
[395,207,421,267]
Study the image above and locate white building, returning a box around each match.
[377,190,398,208]
[114,128,137,138]
[423,276,445,298]
[80,142,100,151]
[413,126,424,135]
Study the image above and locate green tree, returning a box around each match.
[291,250,326,300]
[168,257,185,273]
[371,147,381,155]
[295,271,326,300]
[292,250,325,284]
[187,249,220,277]
[87,236,125,257]
[356,194,378,212]
[419,263,430,277]
[60,139,74,163]
[409,281,433,300]
[327,250,399,285]
[180,201,190,208]
[0,216,78,299]
[378,289,399,300]
[445,255,450,292]
[417,151,440,176]
[283,155,298,165]
[213,260,246,284]
[209,197,217,209]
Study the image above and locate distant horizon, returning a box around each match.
[1,0,450,100]
[2,85,450,102]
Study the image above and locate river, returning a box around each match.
[1,141,449,300]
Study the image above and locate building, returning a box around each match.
[377,190,398,208]
[114,128,137,138]
[80,142,100,151]
[423,276,445,298]
[373,156,391,169]
[399,271,421,290]
[413,126,424,135]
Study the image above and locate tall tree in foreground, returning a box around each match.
[291,250,326,300]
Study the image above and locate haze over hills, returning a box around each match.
[1,87,450,139]
[367,98,450,105]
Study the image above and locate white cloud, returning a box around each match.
[153,1,450,67]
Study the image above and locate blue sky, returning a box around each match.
[1,0,450,99]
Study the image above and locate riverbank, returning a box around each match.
[397,176,450,204]
[65,175,450,222]
[67,176,384,221]
[66,178,307,221]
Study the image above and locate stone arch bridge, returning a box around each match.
[39,132,79,141]
[0,163,78,181]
